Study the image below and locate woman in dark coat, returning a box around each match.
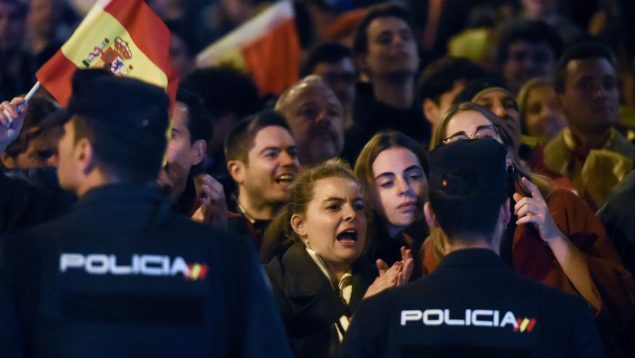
[262,160,412,358]
[354,131,429,279]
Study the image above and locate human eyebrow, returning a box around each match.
[374,172,396,181]
[259,146,281,154]
[403,165,423,173]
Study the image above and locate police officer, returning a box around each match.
[339,139,602,357]
[0,69,292,357]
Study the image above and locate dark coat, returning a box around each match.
[265,241,375,358]
[340,249,603,358]
[0,169,73,235]
[0,184,292,358]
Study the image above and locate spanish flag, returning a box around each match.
[36,0,178,107]
[196,0,300,96]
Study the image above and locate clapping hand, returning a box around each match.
[364,247,414,299]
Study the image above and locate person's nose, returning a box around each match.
[342,203,357,221]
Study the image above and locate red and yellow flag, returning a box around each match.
[195,0,300,96]
[36,0,178,107]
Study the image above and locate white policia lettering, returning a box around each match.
[59,253,192,277]
[400,309,519,329]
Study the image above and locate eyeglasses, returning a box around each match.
[443,124,500,144]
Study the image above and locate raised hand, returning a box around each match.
[0,98,27,152]
[513,177,563,242]
[191,174,228,229]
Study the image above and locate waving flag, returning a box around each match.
[36,0,178,107]
[196,0,300,96]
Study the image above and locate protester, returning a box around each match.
[262,159,413,357]
[0,0,35,100]
[343,3,429,163]
[496,20,563,94]
[427,102,635,356]
[0,94,60,169]
[276,75,345,168]
[340,139,602,357]
[0,69,292,356]
[416,56,488,127]
[517,76,567,144]
[545,42,635,210]
[354,131,428,279]
[224,110,299,247]
[300,42,357,126]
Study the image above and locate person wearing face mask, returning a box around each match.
[354,131,428,279]
[424,102,635,356]
[262,159,413,358]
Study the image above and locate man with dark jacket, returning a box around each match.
[340,139,602,357]
[0,69,292,357]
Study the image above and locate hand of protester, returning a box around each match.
[513,177,563,242]
[157,161,188,203]
[363,247,413,299]
[191,174,228,229]
[0,98,27,152]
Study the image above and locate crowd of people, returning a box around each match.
[1,0,635,356]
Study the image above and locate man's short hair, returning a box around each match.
[497,21,563,66]
[416,57,488,104]
[224,110,291,164]
[427,138,508,242]
[352,3,415,56]
[176,89,213,143]
[553,41,616,93]
[180,67,261,120]
[42,69,170,184]
[300,42,354,78]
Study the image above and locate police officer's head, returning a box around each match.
[424,138,510,253]
[41,69,169,197]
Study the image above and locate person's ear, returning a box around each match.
[290,213,307,238]
[227,160,245,184]
[191,139,206,166]
[76,138,97,174]
[423,202,439,229]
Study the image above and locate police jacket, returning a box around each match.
[340,249,602,358]
[0,184,292,358]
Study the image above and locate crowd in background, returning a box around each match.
[2,0,635,357]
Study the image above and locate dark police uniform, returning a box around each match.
[339,249,602,358]
[0,184,292,357]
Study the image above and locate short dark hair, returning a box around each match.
[300,42,354,78]
[352,3,415,56]
[554,41,616,93]
[428,139,508,242]
[176,89,213,143]
[73,113,167,184]
[497,20,563,66]
[416,57,487,104]
[180,67,261,120]
[224,110,291,164]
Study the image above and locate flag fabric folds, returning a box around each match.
[36,0,178,107]
[196,0,300,96]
